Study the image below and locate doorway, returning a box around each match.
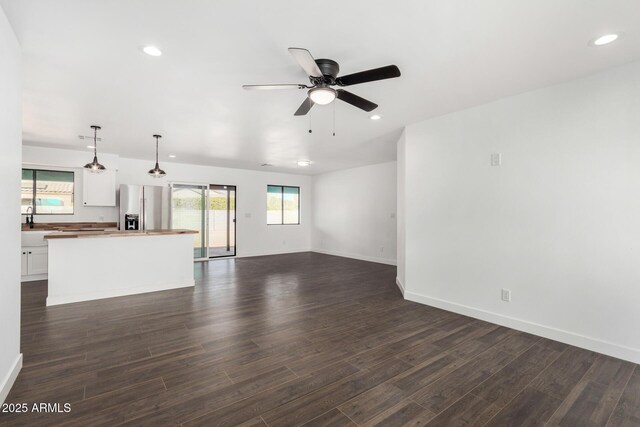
[208,184,236,258]
[170,184,208,259]
[170,183,237,260]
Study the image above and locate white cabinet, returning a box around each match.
[27,247,48,275]
[21,246,48,281]
[83,169,116,206]
[21,250,28,276]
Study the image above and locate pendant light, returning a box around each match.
[84,125,106,173]
[148,134,166,178]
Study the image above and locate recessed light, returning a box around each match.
[591,33,620,46]
[370,114,382,120]
[168,154,176,158]
[143,46,162,56]
[296,160,311,167]
[86,145,95,149]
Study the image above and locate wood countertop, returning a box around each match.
[21,222,118,231]
[44,229,198,239]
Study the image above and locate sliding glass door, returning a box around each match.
[170,183,237,260]
[208,185,236,258]
[171,184,207,259]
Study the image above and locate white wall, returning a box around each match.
[22,146,312,257]
[396,130,406,292]
[23,146,120,223]
[0,5,22,404]
[401,60,640,363]
[311,161,397,265]
[118,157,311,257]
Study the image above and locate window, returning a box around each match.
[21,169,75,215]
[267,185,300,225]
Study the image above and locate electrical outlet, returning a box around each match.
[244,212,251,218]
[491,153,502,166]
[501,288,511,302]
[379,246,384,254]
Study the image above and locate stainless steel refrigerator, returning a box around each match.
[119,185,171,230]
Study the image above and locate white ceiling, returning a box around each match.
[2,0,640,175]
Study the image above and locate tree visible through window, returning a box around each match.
[21,169,75,215]
[267,185,299,225]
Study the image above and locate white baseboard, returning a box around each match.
[0,353,22,405]
[236,248,311,258]
[405,290,640,364]
[311,248,397,266]
[395,277,405,296]
[21,274,47,282]
[46,281,195,306]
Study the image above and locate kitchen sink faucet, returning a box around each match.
[25,206,34,229]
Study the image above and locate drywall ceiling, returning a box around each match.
[2,0,640,174]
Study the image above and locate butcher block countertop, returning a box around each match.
[21,221,118,231]
[44,229,197,239]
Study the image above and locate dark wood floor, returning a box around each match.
[1,252,638,426]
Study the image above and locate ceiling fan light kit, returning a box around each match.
[308,87,336,105]
[243,47,401,117]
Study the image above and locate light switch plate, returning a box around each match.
[491,153,502,166]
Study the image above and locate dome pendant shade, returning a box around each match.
[148,162,166,178]
[148,134,166,178]
[85,155,106,172]
[84,125,106,173]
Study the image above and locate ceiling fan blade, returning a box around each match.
[288,47,323,78]
[336,90,378,112]
[294,97,314,116]
[336,65,401,86]
[242,84,307,90]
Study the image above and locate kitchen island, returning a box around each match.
[44,229,197,306]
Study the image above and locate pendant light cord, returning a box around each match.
[93,126,98,158]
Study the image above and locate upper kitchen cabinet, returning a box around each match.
[82,169,116,206]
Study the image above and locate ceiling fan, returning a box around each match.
[243,48,401,116]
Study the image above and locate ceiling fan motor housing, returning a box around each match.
[313,59,340,85]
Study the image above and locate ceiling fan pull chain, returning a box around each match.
[333,101,336,137]
[308,112,312,133]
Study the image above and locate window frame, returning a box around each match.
[21,168,75,215]
[267,185,300,226]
